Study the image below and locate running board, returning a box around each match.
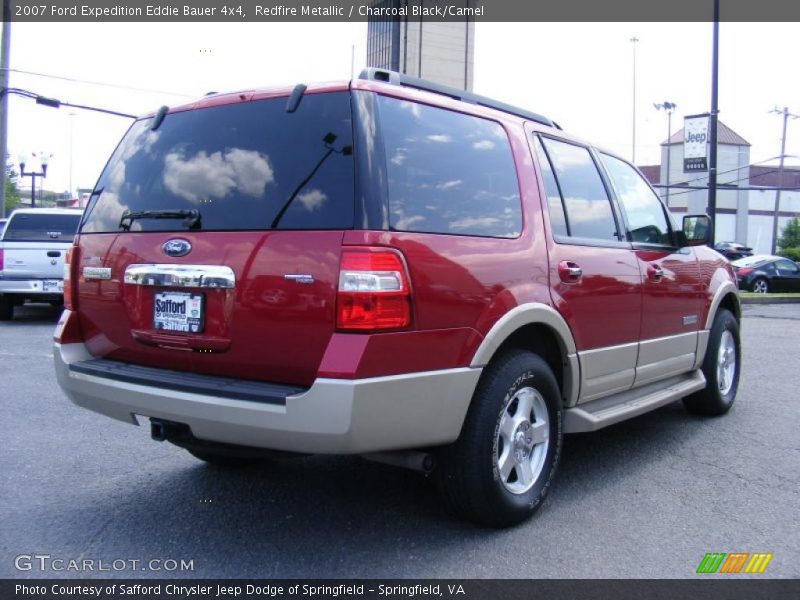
[564,370,707,433]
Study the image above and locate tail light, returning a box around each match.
[736,267,753,276]
[336,248,411,331]
[63,244,79,310]
[0,248,4,272]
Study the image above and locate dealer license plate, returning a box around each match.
[153,292,204,333]
[43,280,63,293]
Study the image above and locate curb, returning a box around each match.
[740,296,800,305]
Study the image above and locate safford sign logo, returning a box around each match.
[696,552,773,574]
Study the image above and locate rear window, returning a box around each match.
[3,213,81,242]
[377,95,522,238]
[82,92,355,233]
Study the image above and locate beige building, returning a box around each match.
[366,1,475,91]
[642,122,800,253]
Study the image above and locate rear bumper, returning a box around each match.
[54,342,482,454]
[0,277,63,295]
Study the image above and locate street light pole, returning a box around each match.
[630,36,639,164]
[654,102,677,207]
[707,0,720,246]
[0,2,11,218]
[770,106,799,254]
[68,112,75,199]
[18,153,49,207]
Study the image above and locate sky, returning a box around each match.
[4,20,799,197]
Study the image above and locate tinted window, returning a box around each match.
[600,153,671,245]
[533,137,568,236]
[82,93,354,233]
[776,259,799,273]
[3,213,81,242]
[541,138,618,241]
[378,96,521,238]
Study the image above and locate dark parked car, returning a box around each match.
[732,256,800,293]
[715,241,753,261]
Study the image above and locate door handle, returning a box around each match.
[47,251,61,258]
[647,264,664,282]
[558,261,582,283]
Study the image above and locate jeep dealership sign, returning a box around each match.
[683,114,709,172]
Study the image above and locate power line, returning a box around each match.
[1,67,195,98]
[657,168,794,199]
[669,155,789,187]
[2,87,136,119]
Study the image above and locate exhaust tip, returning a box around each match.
[150,420,167,442]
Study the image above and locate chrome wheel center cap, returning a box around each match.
[513,421,535,462]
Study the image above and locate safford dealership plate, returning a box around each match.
[153,291,204,333]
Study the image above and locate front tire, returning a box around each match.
[437,350,563,527]
[683,309,741,416]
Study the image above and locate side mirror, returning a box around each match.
[682,215,712,247]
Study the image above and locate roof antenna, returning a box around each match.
[286,84,307,113]
[151,105,168,131]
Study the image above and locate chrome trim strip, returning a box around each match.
[283,274,315,284]
[82,267,112,280]
[123,264,235,289]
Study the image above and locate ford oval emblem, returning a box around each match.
[162,239,192,257]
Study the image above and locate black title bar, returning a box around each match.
[8,0,800,22]
[4,579,800,600]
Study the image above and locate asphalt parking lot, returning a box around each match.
[1,303,798,579]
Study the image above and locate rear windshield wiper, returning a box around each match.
[119,209,201,231]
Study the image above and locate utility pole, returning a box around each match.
[707,0,719,246]
[0,0,11,219]
[770,106,799,254]
[654,102,677,207]
[630,36,639,164]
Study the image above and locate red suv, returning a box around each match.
[54,69,741,526]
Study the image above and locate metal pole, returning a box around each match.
[666,110,672,207]
[0,2,11,219]
[707,0,719,246]
[30,172,35,208]
[633,41,636,163]
[68,113,74,198]
[771,107,789,254]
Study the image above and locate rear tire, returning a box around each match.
[437,350,563,527]
[0,295,13,321]
[752,278,769,293]
[683,309,740,416]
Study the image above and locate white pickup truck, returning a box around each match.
[0,208,83,320]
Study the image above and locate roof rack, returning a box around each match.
[358,68,558,129]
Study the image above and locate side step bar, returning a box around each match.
[564,370,707,433]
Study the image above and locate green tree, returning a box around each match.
[4,162,21,215]
[778,217,800,251]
